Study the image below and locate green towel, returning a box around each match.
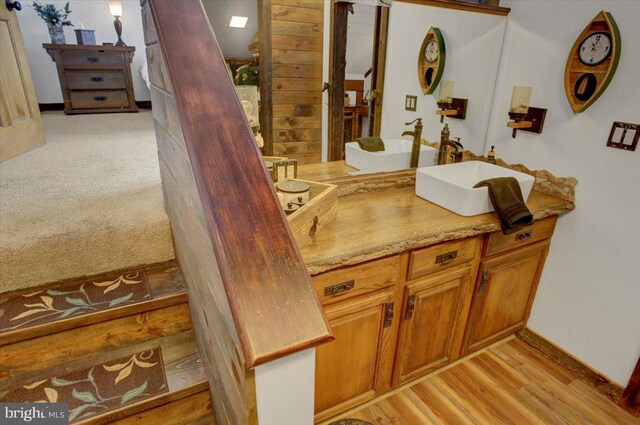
[474,177,533,235]
[355,137,385,152]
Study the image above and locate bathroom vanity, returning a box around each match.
[296,162,574,422]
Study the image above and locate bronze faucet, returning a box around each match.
[436,124,464,165]
[402,118,423,168]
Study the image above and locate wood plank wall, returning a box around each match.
[141,3,256,424]
[269,0,324,164]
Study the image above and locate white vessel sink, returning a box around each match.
[415,161,535,216]
[345,139,437,173]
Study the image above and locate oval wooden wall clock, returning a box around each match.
[565,11,621,113]
[418,27,445,95]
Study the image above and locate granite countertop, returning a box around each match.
[299,184,574,275]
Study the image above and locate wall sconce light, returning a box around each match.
[435,81,467,123]
[108,0,126,46]
[507,86,546,139]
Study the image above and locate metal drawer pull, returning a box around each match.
[383,302,394,328]
[404,294,416,320]
[479,270,490,293]
[90,76,104,82]
[87,56,101,62]
[324,279,354,297]
[93,96,107,101]
[436,250,458,265]
[516,230,533,242]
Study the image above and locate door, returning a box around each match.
[314,289,394,422]
[393,266,474,386]
[463,241,549,354]
[0,2,45,161]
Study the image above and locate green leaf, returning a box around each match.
[59,307,82,318]
[120,381,147,404]
[47,289,75,296]
[51,377,78,386]
[72,388,97,403]
[109,293,133,307]
[69,404,93,421]
[65,297,88,306]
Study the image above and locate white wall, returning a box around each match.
[17,0,150,103]
[486,0,640,386]
[380,2,507,154]
[346,3,375,75]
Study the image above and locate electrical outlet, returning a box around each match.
[405,95,417,112]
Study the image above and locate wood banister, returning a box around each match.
[144,0,332,368]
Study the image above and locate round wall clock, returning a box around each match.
[564,11,621,113]
[424,40,439,63]
[418,27,445,95]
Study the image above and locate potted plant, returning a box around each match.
[32,1,73,44]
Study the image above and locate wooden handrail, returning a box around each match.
[147,0,332,368]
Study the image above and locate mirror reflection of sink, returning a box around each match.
[345,139,437,173]
[415,161,535,216]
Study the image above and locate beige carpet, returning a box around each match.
[0,111,174,292]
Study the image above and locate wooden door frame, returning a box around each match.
[328,1,389,161]
[258,0,274,155]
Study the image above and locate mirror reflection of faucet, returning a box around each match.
[436,123,464,165]
[402,118,424,168]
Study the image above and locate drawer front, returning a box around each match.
[408,237,480,281]
[312,255,400,305]
[62,50,124,69]
[66,71,126,90]
[70,91,129,110]
[484,216,557,257]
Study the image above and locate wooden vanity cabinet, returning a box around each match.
[462,239,550,354]
[314,289,395,421]
[393,265,475,386]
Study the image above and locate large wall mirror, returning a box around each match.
[203,0,507,173]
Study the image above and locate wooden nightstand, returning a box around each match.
[43,44,138,114]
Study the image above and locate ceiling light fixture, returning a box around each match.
[229,16,248,28]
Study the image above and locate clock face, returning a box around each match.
[578,32,612,66]
[424,41,439,63]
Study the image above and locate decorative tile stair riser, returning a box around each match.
[0,270,152,333]
[1,348,168,422]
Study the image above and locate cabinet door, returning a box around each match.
[393,266,474,386]
[463,241,549,354]
[315,290,395,421]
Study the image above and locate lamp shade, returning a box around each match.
[510,86,532,114]
[108,0,123,17]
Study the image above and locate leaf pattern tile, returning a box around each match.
[2,348,168,422]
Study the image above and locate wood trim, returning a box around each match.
[327,0,349,161]
[621,357,640,416]
[395,0,510,16]
[258,0,274,155]
[147,0,332,368]
[516,328,625,404]
[370,6,388,137]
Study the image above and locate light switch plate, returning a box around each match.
[607,122,639,152]
[405,95,417,112]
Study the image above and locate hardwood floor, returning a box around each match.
[326,337,639,425]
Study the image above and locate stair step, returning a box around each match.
[0,302,193,389]
[110,390,214,425]
[0,261,187,347]
[0,330,208,424]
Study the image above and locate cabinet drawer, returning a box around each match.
[408,237,480,281]
[62,50,124,69]
[312,255,400,305]
[66,71,126,90]
[70,91,129,110]
[484,216,557,257]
